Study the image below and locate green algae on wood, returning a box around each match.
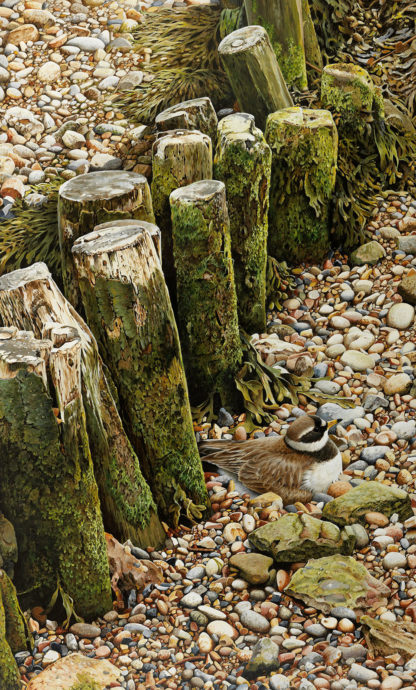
[72,222,208,524]
[0,514,17,579]
[214,113,271,333]
[58,171,155,312]
[0,571,22,690]
[321,63,381,133]
[244,0,307,90]
[170,180,243,408]
[322,481,413,527]
[265,106,338,264]
[0,263,164,549]
[302,0,322,72]
[218,25,293,131]
[0,331,112,618]
[0,569,31,654]
[156,97,218,142]
[152,130,213,303]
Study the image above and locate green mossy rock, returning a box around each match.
[398,274,416,305]
[244,638,280,678]
[350,240,386,266]
[26,653,123,690]
[322,481,413,526]
[249,513,356,563]
[285,554,390,614]
[229,552,274,584]
[265,107,337,264]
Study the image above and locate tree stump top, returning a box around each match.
[156,96,214,121]
[153,129,211,154]
[72,221,160,258]
[217,112,261,142]
[170,179,225,205]
[0,262,50,292]
[323,62,373,87]
[218,25,268,55]
[267,106,336,131]
[0,330,51,382]
[59,171,148,203]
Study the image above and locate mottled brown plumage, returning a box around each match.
[199,414,341,505]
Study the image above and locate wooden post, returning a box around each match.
[58,171,155,311]
[156,97,218,142]
[0,569,30,690]
[152,130,212,300]
[302,0,322,72]
[218,25,293,131]
[72,222,208,523]
[214,112,271,333]
[321,63,382,133]
[170,180,243,407]
[0,263,165,548]
[265,106,338,263]
[244,0,307,90]
[0,329,112,618]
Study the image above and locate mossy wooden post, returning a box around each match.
[220,0,243,7]
[214,113,271,333]
[72,222,209,523]
[0,263,165,549]
[0,569,30,690]
[218,26,293,131]
[321,63,382,134]
[58,171,155,311]
[152,130,212,300]
[170,180,243,407]
[302,0,322,72]
[0,330,112,618]
[156,97,218,142]
[265,106,338,264]
[244,0,307,90]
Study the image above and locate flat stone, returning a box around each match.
[239,608,270,633]
[206,620,238,639]
[348,663,378,682]
[398,274,416,305]
[244,638,280,678]
[67,37,105,52]
[69,623,100,638]
[322,481,413,526]
[386,302,415,329]
[26,653,122,689]
[317,402,365,427]
[180,592,203,608]
[383,552,407,570]
[38,61,60,83]
[118,70,143,91]
[384,373,412,395]
[229,552,274,585]
[398,236,416,254]
[391,420,416,440]
[340,350,374,372]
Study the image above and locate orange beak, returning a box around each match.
[327,419,338,430]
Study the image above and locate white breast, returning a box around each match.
[301,452,342,495]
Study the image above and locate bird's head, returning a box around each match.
[285,414,338,452]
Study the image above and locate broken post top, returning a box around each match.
[0,262,51,292]
[153,129,212,155]
[266,106,336,131]
[218,25,269,55]
[217,112,264,144]
[323,62,373,88]
[0,329,51,383]
[58,171,148,203]
[72,221,160,258]
[170,179,225,205]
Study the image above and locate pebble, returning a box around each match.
[382,552,407,570]
[386,303,415,329]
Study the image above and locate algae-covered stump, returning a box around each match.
[58,171,155,311]
[156,97,218,143]
[152,129,212,301]
[321,62,383,133]
[0,263,164,549]
[244,0,307,91]
[218,25,293,131]
[72,221,208,523]
[265,106,338,264]
[170,180,243,407]
[0,569,30,690]
[214,112,271,333]
[0,329,112,617]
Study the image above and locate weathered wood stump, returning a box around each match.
[265,106,338,263]
[58,171,155,311]
[220,0,243,7]
[244,0,307,90]
[218,26,293,130]
[170,180,243,407]
[214,113,271,333]
[0,569,30,690]
[302,0,322,71]
[321,63,382,133]
[0,263,165,548]
[0,328,112,617]
[152,130,212,300]
[72,221,208,523]
[156,97,218,142]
